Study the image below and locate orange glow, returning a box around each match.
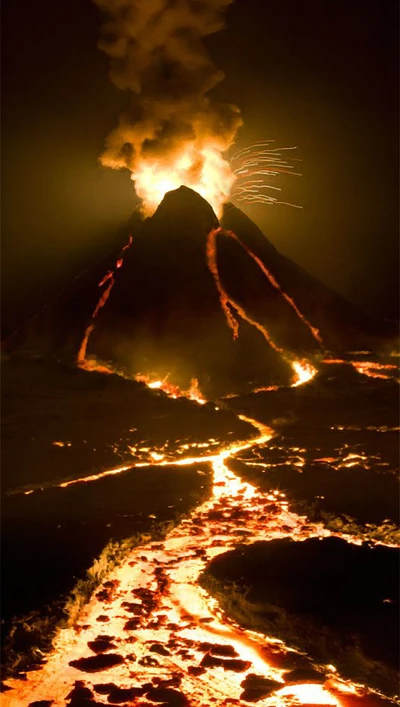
[291,359,318,387]
[351,361,398,380]
[135,373,206,405]
[276,682,341,705]
[132,144,236,218]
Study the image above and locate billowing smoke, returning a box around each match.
[93,0,243,214]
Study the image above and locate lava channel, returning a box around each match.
[2,415,384,707]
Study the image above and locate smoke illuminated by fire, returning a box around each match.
[131,144,236,217]
[94,0,242,217]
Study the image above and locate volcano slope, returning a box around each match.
[12,186,393,399]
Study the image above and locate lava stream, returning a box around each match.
[323,358,399,381]
[4,414,377,706]
[206,228,318,386]
[218,227,323,347]
[77,236,132,368]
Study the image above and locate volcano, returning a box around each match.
[14,186,389,398]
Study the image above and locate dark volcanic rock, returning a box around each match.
[149,643,170,656]
[66,681,103,706]
[203,537,399,696]
[240,673,282,702]
[284,667,325,682]
[144,687,189,706]
[210,644,238,657]
[69,653,124,673]
[87,637,116,654]
[200,654,251,672]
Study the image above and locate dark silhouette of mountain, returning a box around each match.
[6,186,393,397]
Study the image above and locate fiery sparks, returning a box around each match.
[230,141,302,208]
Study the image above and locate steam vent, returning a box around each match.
[18,186,387,398]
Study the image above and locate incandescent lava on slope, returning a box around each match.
[73,187,329,396]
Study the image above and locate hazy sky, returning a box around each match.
[2,0,398,336]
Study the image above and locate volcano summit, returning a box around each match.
[17,186,389,398]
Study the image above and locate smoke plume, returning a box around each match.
[93,0,242,213]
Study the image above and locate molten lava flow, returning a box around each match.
[206,228,318,387]
[3,405,381,706]
[323,358,399,381]
[77,236,132,368]
[205,229,240,339]
[350,361,399,381]
[135,374,206,405]
[212,227,323,347]
[206,228,283,352]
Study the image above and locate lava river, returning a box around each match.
[2,406,390,707]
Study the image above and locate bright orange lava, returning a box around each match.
[131,145,236,218]
[3,397,384,706]
[135,373,207,405]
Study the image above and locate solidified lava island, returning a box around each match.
[1,186,399,707]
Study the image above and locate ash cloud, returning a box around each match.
[93,0,242,176]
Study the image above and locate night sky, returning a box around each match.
[2,0,399,337]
